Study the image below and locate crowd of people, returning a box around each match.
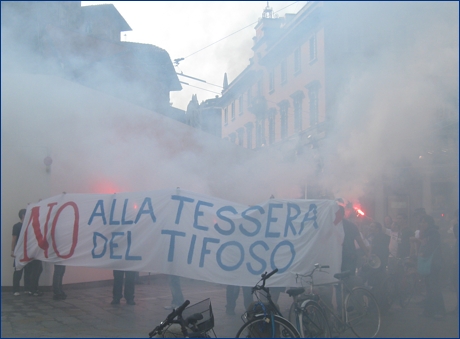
[10,204,459,319]
[346,205,459,319]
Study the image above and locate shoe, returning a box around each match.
[164,304,176,310]
[53,293,67,300]
[111,299,120,305]
[126,299,136,305]
[226,309,236,316]
[32,291,44,297]
[13,292,20,296]
[24,291,32,296]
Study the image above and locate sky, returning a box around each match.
[81,1,308,111]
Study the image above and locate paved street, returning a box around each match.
[2,274,458,338]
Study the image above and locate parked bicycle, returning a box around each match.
[286,264,331,337]
[235,268,301,338]
[377,256,418,311]
[149,298,215,338]
[290,264,381,338]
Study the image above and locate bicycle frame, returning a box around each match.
[295,265,357,334]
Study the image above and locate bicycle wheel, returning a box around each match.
[397,271,417,308]
[345,287,381,338]
[235,314,300,338]
[299,300,330,338]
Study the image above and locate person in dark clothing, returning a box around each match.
[395,214,413,259]
[226,285,253,315]
[11,209,27,295]
[52,264,67,300]
[451,210,458,314]
[27,260,44,296]
[365,221,391,312]
[340,206,369,274]
[367,222,390,286]
[164,275,185,310]
[336,205,369,314]
[111,270,136,305]
[419,215,446,319]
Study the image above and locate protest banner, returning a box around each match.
[14,188,344,287]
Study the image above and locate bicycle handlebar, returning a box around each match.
[263,268,279,280]
[149,300,190,337]
[167,300,190,322]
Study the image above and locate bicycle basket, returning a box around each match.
[182,298,214,333]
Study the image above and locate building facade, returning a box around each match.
[214,1,458,223]
[1,1,184,120]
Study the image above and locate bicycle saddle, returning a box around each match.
[286,287,305,297]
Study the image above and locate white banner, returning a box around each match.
[14,189,344,287]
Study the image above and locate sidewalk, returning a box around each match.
[2,274,458,338]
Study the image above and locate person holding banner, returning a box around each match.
[11,209,28,296]
[111,270,136,305]
[164,275,184,310]
[226,285,253,315]
[52,264,67,300]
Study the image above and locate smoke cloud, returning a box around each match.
[2,1,458,212]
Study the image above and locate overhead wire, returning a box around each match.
[183,1,301,60]
[176,1,303,92]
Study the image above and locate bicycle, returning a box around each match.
[235,268,301,338]
[290,264,381,338]
[149,298,216,338]
[378,256,418,310]
[286,265,330,337]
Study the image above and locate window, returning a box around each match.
[281,60,287,84]
[268,109,277,145]
[245,122,254,149]
[306,81,320,127]
[239,95,244,115]
[224,108,228,125]
[229,133,236,143]
[309,89,318,126]
[294,47,301,74]
[279,101,289,139]
[309,34,317,62]
[231,102,235,120]
[269,70,275,93]
[291,91,305,132]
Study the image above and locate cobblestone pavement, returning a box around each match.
[2,274,458,338]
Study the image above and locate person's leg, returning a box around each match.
[53,265,66,299]
[226,285,239,314]
[423,273,436,316]
[169,275,184,306]
[112,270,124,303]
[29,261,43,295]
[270,287,285,305]
[23,262,32,294]
[430,270,446,316]
[12,268,23,294]
[124,271,136,304]
[242,286,253,310]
